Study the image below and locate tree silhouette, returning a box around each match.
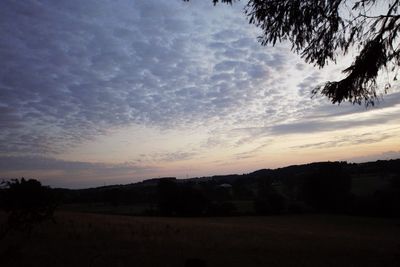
[157,179,208,216]
[185,0,400,105]
[0,178,57,236]
[300,162,352,212]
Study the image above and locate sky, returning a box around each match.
[1,0,399,188]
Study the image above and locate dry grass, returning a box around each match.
[0,212,399,266]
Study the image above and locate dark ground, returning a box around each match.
[0,212,399,266]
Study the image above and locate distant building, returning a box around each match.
[218,183,233,196]
[218,183,232,188]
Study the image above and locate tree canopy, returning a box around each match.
[185,0,400,105]
[0,178,57,235]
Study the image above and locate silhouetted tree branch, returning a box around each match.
[185,0,400,105]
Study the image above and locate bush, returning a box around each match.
[0,178,57,235]
[157,180,209,216]
[301,163,352,213]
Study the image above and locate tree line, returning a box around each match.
[1,160,399,228]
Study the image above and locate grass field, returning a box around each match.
[1,212,399,266]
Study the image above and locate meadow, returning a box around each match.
[1,212,399,266]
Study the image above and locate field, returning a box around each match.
[1,212,399,266]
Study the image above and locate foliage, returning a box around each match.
[185,0,400,105]
[361,174,400,218]
[253,176,288,214]
[300,162,352,212]
[157,179,209,216]
[0,178,57,235]
[254,192,287,215]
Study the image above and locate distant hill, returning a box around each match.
[56,159,400,193]
[53,159,400,217]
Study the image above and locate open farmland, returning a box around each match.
[1,212,399,266]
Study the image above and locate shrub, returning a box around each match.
[0,178,57,235]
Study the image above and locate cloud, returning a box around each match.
[1,0,399,188]
[233,143,269,160]
[0,0,293,155]
[136,151,198,163]
[344,151,400,163]
[291,132,397,150]
[228,102,400,148]
[0,155,150,173]
[0,155,158,188]
[305,91,400,119]
[270,109,400,136]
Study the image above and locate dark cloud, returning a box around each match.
[231,105,400,142]
[0,155,149,172]
[0,0,288,155]
[0,106,22,128]
[4,1,357,157]
[291,132,397,150]
[0,155,158,188]
[269,110,399,135]
[344,151,400,163]
[305,91,400,119]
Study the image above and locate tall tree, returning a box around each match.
[185,0,400,105]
